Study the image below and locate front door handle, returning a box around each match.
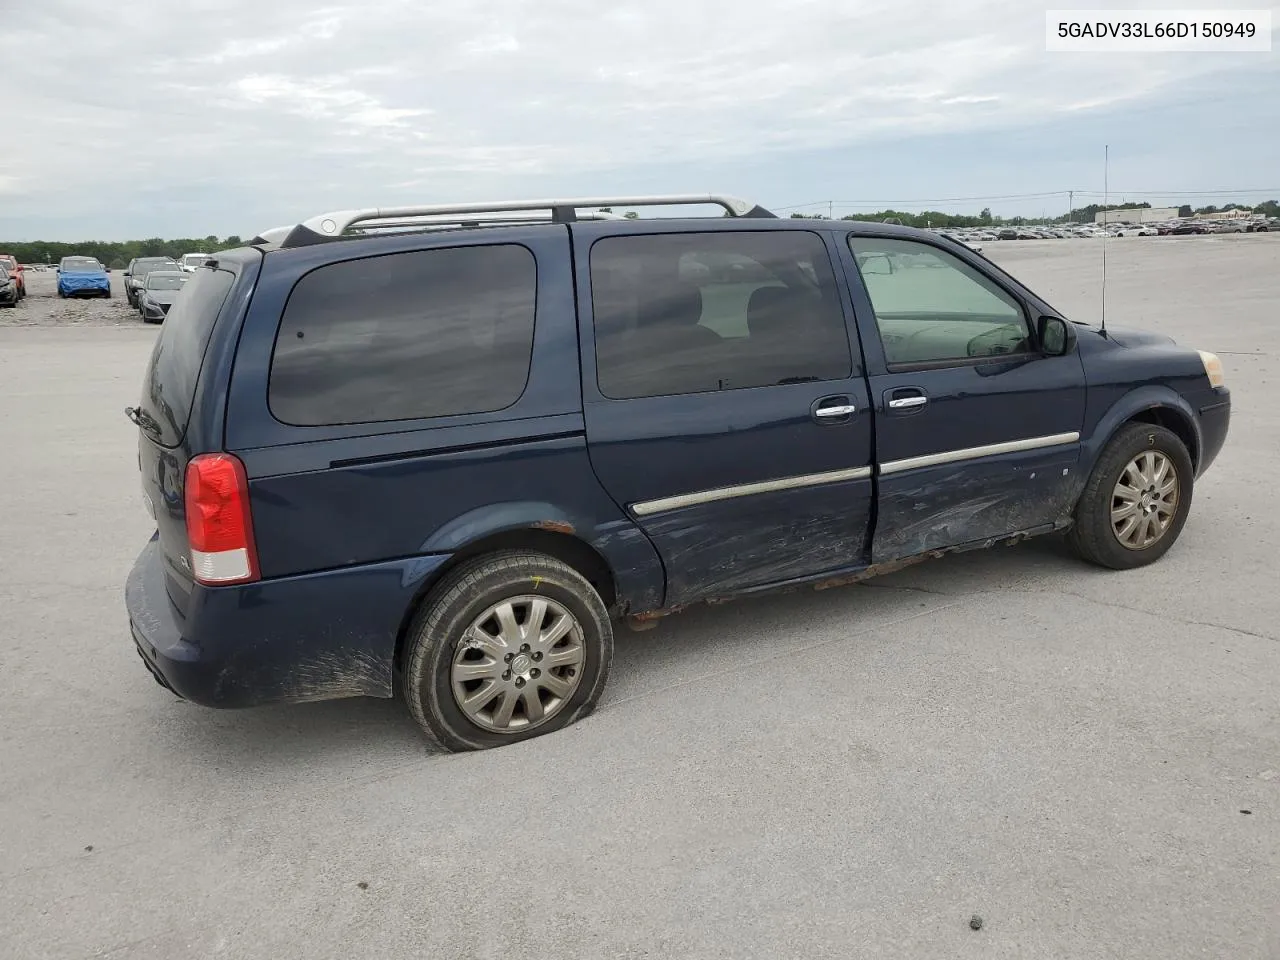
[885,387,929,415]
[815,404,858,418]
[888,395,927,410]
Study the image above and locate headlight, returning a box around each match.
[1198,350,1225,389]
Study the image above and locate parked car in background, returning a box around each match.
[1171,222,1211,235]
[0,264,18,307]
[0,254,26,299]
[179,253,210,272]
[123,192,1231,751]
[137,270,188,323]
[123,257,181,307]
[57,256,112,298]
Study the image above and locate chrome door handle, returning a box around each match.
[888,396,928,410]
[814,404,857,418]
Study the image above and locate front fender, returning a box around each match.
[1084,385,1202,473]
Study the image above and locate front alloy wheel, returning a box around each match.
[1110,450,1179,550]
[1067,422,1194,569]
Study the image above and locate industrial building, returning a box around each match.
[1094,207,1180,224]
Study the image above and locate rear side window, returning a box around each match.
[139,267,236,447]
[269,244,537,426]
[590,231,852,400]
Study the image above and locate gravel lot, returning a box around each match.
[2,236,1277,959]
[1,269,141,326]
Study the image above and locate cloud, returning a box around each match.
[0,0,1276,239]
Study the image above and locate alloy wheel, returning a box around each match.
[451,595,586,733]
[1111,450,1179,550]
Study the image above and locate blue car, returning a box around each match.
[57,256,112,298]
[124,193,1230,751]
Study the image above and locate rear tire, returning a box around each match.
[402,551,613,751]
[1067,422,1193,570]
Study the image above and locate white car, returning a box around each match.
[179,252,210,272]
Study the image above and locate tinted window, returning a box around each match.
[139,267,236,447]
[847,236,1030,365]
[61,258,102,273]
[146,273,187,290]
[269,244,537,426]
[590,231,852,400]
[135,259,178,275]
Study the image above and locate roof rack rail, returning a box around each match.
[258,194,775,249]
[349,210,627,233]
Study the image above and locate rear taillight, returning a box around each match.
[184,453,259,585]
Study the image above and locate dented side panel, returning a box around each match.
[873,445,1084,562]
[636,476,874,607]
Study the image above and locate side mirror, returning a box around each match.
[1038,315,1076,356]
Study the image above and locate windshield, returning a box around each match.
[62,259,102,273]
[135,260,178,275]
[145,273,188,291]
[0,266,10,281]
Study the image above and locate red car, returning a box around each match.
[0,255,25,299]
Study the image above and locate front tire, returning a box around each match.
[1067,422,1194,569]
[402,551,613,751]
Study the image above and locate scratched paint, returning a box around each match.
[632,477,874,608]
[874,453,1084,563]
[626,518,1070,629]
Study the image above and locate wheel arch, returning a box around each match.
[1085,386,1202,476]
[392,525,619,672]
[1124,406,1199,472]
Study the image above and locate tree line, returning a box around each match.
[787,199,1279,229]
[6,197,1277,261]
[0,236,244,269]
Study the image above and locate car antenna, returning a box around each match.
[1100,143,1110,338]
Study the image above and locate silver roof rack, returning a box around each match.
[350,210,627,232]
[254,193,775,248]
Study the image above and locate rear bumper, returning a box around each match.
[125,535,450,708]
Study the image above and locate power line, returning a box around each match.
[774,192,1072,210]
[774,188,1279,212]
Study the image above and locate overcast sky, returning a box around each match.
[2,0,1277,240]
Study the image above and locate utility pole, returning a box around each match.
[828,200,833,220]
[1068,190,1074,223]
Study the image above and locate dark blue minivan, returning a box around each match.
[125,194,1231,750]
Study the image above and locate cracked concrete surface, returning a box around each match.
[1,237,1278,959]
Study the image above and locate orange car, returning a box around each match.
[0,255,25,300]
